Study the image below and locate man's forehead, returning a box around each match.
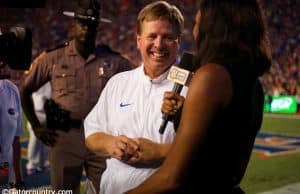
[141,20,176,34]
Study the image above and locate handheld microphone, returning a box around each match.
[159,52,194,134]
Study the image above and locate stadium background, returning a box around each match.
[1,0,299,193]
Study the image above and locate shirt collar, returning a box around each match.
[138,63,172,84]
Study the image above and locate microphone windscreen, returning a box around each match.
[178,52,194,71]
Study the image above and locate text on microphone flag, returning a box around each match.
[168,66,192,86]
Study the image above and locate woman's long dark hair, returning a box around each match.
[194,0,271,77]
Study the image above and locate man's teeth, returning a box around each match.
[152,52,167,57]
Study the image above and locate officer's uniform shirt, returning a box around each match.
[0,79,23,182]
[84,65,188,194]
[24,40,132,120]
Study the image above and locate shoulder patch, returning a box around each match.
[24,42,68,75]
[24,51,47,75]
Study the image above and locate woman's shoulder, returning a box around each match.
[193,63,231,84]
[191,63,233,108]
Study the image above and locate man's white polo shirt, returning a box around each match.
[84,65,187,194]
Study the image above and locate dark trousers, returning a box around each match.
[49,128,106,194]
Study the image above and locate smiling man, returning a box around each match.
[84,1,186,194]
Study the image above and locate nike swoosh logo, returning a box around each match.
[120,103,132,107]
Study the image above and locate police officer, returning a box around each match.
[20,0,133,193]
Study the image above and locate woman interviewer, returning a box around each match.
[126,0,271,193]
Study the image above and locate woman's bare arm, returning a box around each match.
[125,63,232,193]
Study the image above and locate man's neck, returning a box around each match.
[143,65,172,79]
[75,40,95,59]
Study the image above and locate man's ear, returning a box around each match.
[136,35,141,50]
[178,37,182,47]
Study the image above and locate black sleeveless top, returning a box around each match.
[178,63,264,194]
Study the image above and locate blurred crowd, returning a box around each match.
[0,0,299,100]
[259,0,300,102]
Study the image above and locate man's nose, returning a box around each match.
[153,37,164,48]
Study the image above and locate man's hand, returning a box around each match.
[161,92,185,116]
[33,127,58,147]
[107,135,139,161]
[126,138,169,165]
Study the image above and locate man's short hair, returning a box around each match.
[137,1,184,37]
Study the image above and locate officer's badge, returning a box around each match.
[98,67,104,77]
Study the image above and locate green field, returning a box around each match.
[241,113,300,194]
[21,113,300,193]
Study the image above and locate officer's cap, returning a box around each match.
[63,0,111,23]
